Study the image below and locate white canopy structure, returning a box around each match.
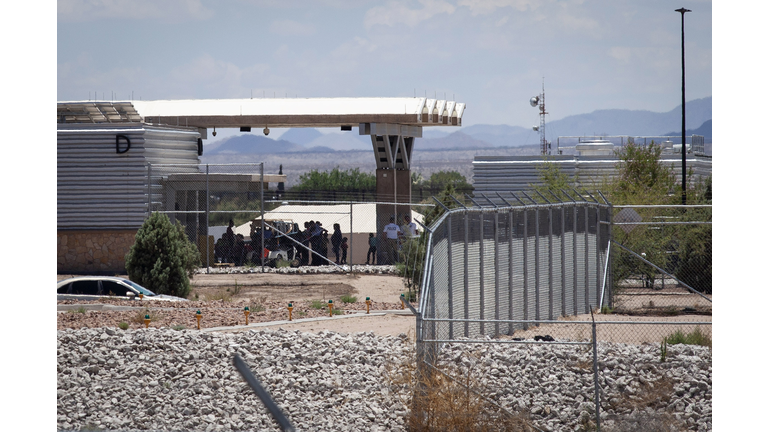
[58,97,465,130]
[234,203,425,239]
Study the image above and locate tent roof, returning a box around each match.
[235,203,424,237]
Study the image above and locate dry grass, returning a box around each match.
[602,373,686,431]
[385,345,536,432]
[205,289,234,302]
[131,308,163,325]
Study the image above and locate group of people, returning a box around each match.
[378,214,420,265]
[216,214,420,267]
[297,221,349,266]
[216,219,247,265]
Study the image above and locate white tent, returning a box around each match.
[235,203,425,264]
[236,203,423,237]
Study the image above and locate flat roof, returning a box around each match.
[57,97,466,129]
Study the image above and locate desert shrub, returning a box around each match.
[125,212,200,298]
[665,326,711,347]
[132,308,163,324]
[340,295,357,304]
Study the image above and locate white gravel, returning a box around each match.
[195,264,399,275]
[57,328,711,432]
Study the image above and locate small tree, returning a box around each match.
[607,141,678,289]
[675,175,713,293]
[125,213,200,298]
[532,156,573,201]
[292,167,376,197]
[426,170,473,194]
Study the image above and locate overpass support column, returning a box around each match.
[360,122,422,264]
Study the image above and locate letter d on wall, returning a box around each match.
[116,134,131,154]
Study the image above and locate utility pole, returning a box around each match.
[676,7,691,205]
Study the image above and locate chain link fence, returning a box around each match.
[148,163,435,271]
[405,191,712,431]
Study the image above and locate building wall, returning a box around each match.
[473,154,713,194]
[57,121,201,273]
[57,230,137,274]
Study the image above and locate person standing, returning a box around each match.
[340,237,348,264]
[319,231,330,265]
[366,233,378,265]
[402,214,419,239]
[382,216,402,265]
[331,223,343,264]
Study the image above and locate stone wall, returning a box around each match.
[57,230,137,274]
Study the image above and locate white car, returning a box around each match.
[56,276,189,301]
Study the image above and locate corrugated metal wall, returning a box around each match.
[57,123,201,230]
[472,154,713,193]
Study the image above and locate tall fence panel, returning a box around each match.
[421,194,611,344]
[408,195,712,431]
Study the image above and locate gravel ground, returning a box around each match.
[56,327,712,432]
[56,269,712,431]
[57,298,406,331]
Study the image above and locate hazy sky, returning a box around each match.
[57,0,712,130]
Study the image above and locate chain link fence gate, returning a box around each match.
[407,191,712,431]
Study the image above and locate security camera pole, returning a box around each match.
[676,7,691,205]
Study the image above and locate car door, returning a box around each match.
[100,280,130,297]
[70,280,99,295]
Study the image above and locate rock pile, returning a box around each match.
[57,328,711,431]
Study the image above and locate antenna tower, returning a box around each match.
[529,80,550,155]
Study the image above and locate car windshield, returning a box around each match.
[123,280,156,296]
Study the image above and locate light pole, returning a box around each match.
[676,7,691,205]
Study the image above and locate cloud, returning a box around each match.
[457,0,535,15]
[364,0,456,28]
[269,20,316,36]
[609,46,632,63]
[164,54,270,98]
[58,0,212,22]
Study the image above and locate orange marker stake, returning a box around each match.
[366,297,371,314]
[195,310,202,330]
[143,314,151,329]
[328,299,334,317]
[287,303,293,321]
[400,293,405,310]
[244,306,250,325]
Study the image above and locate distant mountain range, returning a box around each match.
[202,97,712,155]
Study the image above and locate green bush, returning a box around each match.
[664,327,711,347]
[125,212,200,298]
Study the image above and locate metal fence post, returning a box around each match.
[548,205,554,321]
[591,310,602,431]
[447,214,454,340]
[573,203,578,315]
[260,163,265,273]
[584,203,590,314]
[464,208,469,337]
[508,209,515,335]
[479,210,485,335]
[206,164,210,273]
[535,207,540,321]
[561,203,567,317]
[523,208,529,328]
[494,210,500,336]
